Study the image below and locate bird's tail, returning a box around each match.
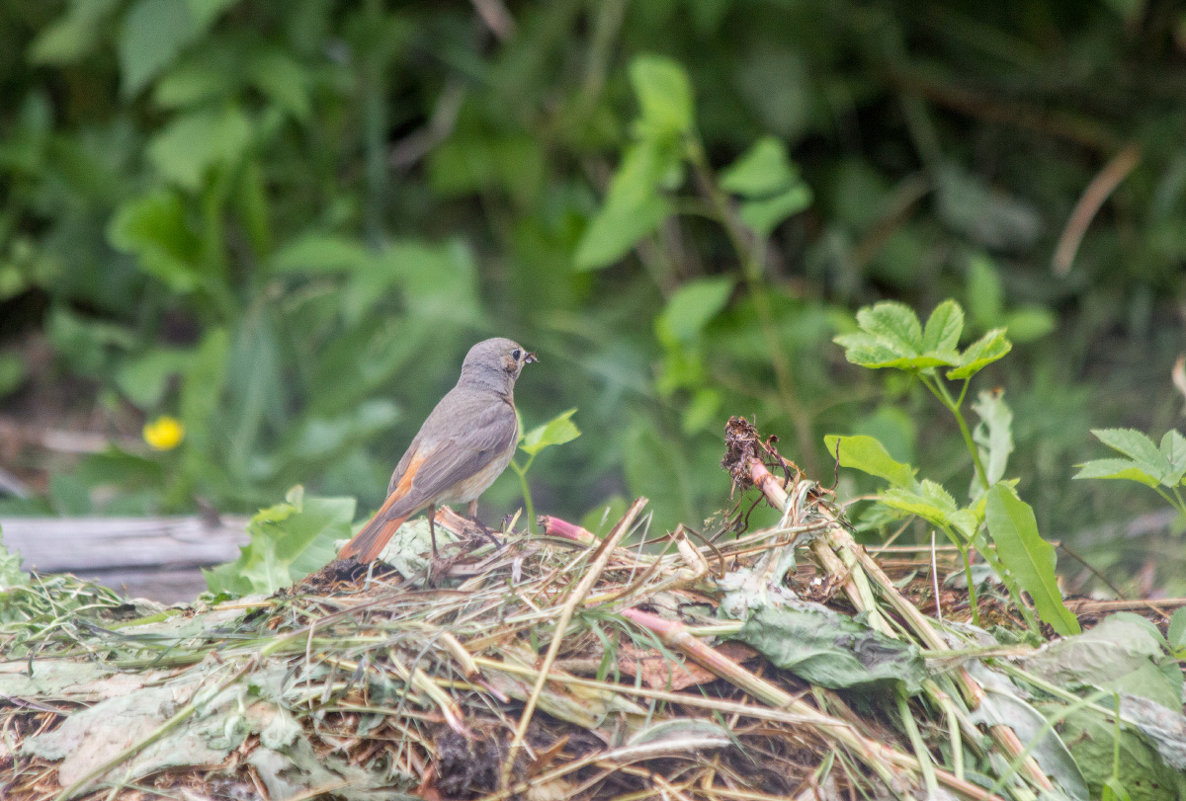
[338,508,409,563]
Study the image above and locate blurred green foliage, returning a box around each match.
[1,1,1184,590]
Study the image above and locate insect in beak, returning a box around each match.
[525,351,539,364]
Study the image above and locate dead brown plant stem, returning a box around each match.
[1053,142,1141,276]
[500,497,648,787]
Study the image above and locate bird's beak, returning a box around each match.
[525,351,539,364]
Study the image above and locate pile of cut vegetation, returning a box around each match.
[2,420,1184,801]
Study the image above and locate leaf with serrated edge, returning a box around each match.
[1091,428,1170,484]
[947,328,1011,379]
[985,484,1080,635]
[1160,429,1186,485]
[922,300,964,354]
[1073,458,1161,488]
[855,302,923,355]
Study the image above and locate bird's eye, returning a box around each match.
[511,348,522,360]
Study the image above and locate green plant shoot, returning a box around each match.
[510,409,582,534]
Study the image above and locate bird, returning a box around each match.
[337,337,537,563]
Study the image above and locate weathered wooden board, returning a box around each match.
[1,516,250,603]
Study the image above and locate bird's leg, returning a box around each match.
[429,503,438,558]
[466,499,504,549]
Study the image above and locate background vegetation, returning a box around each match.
[1,0,1184,595]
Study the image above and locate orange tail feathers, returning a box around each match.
[338,509,410,563]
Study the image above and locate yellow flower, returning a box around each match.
[143,416,185,451]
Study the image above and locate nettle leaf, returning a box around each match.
[655,277,735,346]
[985,484,1080,635]
[519,408,581,456]
[824,434,917,489]
[972,389,1014,487]
[921,299,964,355]
[947,327,1011,379]
[629,54,695,139]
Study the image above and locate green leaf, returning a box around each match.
[965,253,1004,326]
[29,0,122,65]
[972,389,1013,487]
[737,185,812,238]
[823,434,917,489]
[0,354,27,399]
[519,408,581,456]
[985,484,1080,635]
[115,347,193,409]
[1159,429,1186,485]
[1073,458,1161,488]
[574,140,676,270]
[629,54,694,139]
[856,301,923,353]
[271,234,373,274]
[947,327,1011,379]
[147,105,253,190]
[720,137,797,197]
[654,277,734,346]
[203,486,353,596]
[119,0,204,96]
[107,189,202,291]
[921,299,964,354]
[1093,427,1164,470]
[1168,607,1186,655]
[735,605,927,694]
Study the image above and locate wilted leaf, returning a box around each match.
[972,389,1014,487]
[735,605,927,694]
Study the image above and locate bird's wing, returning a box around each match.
[382,394,517,517]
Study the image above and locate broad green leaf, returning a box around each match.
[1168,607,1186,654]
[271,234,373,274]
[147,106,252,190]
[116,347,193,409]
[832,333,955,370]
[119,0,201,96]
[1159,429,1186,485]
[1093,427,1163,469]
[947,327,1011,379]
[972,389,1013,487]
[519,408,582,456]
[29,0,121,65]
[107,190,202,292]
[985,484,1080,635]
[855,301,923,354]
[247,47,313,121]
[737,185,812,238]
[823,434,917,489]
[736,605,926,694]
[203,486,353,596]
[0,354,26,399]
[629,55,694,139]
[574,140,675,270]
[881,480,958,524]
[1002,306,1056,343]
[1073,458,1161,488]
[655,277,735,346]
[921,299,964,354]
[965,253,1004,326]
[720,137,796,197]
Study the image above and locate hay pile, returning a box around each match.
[2,419,1184,801]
